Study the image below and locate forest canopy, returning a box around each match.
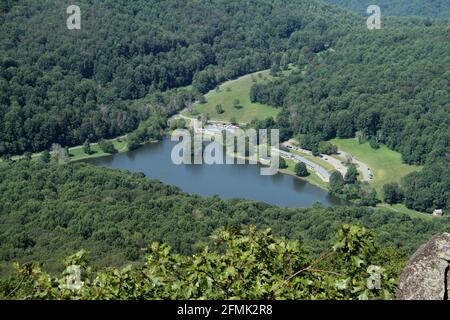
[0,0,356,156]
[0,160,449,275]
[322,0,450,19]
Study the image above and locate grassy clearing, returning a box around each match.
[378,203,438,221]
[184,69,282,123]
[330,138,422,192]
[6,137,130,163]
[68,138,128,161]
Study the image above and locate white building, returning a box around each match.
[433,209,444,217]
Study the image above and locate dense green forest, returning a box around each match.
[322,0,450,19]
[0,225,402,300]
[0,159,449,276]
[0,0,356,156]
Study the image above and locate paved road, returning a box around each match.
[273,148,331,182]
[282,142,373,182]
[282,142,347,177]
[337,150,373,182]
[171,115,372,183]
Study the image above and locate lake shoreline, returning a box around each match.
[85,138,345,208]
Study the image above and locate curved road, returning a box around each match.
[337,150,373,182]
[282,142,373,183]
[172,115,373,183]
[274,148,331,182]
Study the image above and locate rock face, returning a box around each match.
[396,233,450,300]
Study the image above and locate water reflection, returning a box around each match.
[86,139,345,208]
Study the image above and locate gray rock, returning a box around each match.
[396,233,450,300]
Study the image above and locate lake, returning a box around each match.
[86,139,345,208]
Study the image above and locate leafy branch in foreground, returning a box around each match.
[0,225,397,300]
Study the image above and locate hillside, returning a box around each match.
[1,225,403,300]
[322,0,450,19]
[0,0,449,301]
[1,159,449,275]
[0,0,356,156]
[186,69,281,123]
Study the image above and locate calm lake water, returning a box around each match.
[86,139,344,208]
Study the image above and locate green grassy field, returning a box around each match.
[68,138,128,161]
[184,69,281,123]
[331,138,422,192]
[378,203,438,220]
[6,137,130,163]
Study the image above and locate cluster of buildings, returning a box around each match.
[193,122,240,135]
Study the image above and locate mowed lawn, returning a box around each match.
[185,70,280,123]
[68,138,128,161]
[331,138,422,191]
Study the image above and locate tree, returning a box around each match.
[170,118,186,130]
[345,164,359,184]
[51,144,69,164]
[250,85,258,103]
[383,183,404,205]
[358,183,379,207]
[356,131,366,144]
[99,139,117,154]
[233,99,242,109]
[330,171,345,194]
[2,225,397,300]
[199,95,207,104]
[336,111,355,138]
[297,134,320,151]
[83,140,92,155]
[342,183,360,200]
[127,135,141,151]
[312,146,320,157]
[295,162,309,177]
[215,104,224,114]
[193,69,218,94]
[403,160,450,212]
[318,141,338,155]
[270,62,281,76]
[40,150,51,163]
[280,53,289,70]
[369,138,380,150]
[279,157,288,169]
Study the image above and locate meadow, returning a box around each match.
[331,138,423,192]
[184,70,281,123]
